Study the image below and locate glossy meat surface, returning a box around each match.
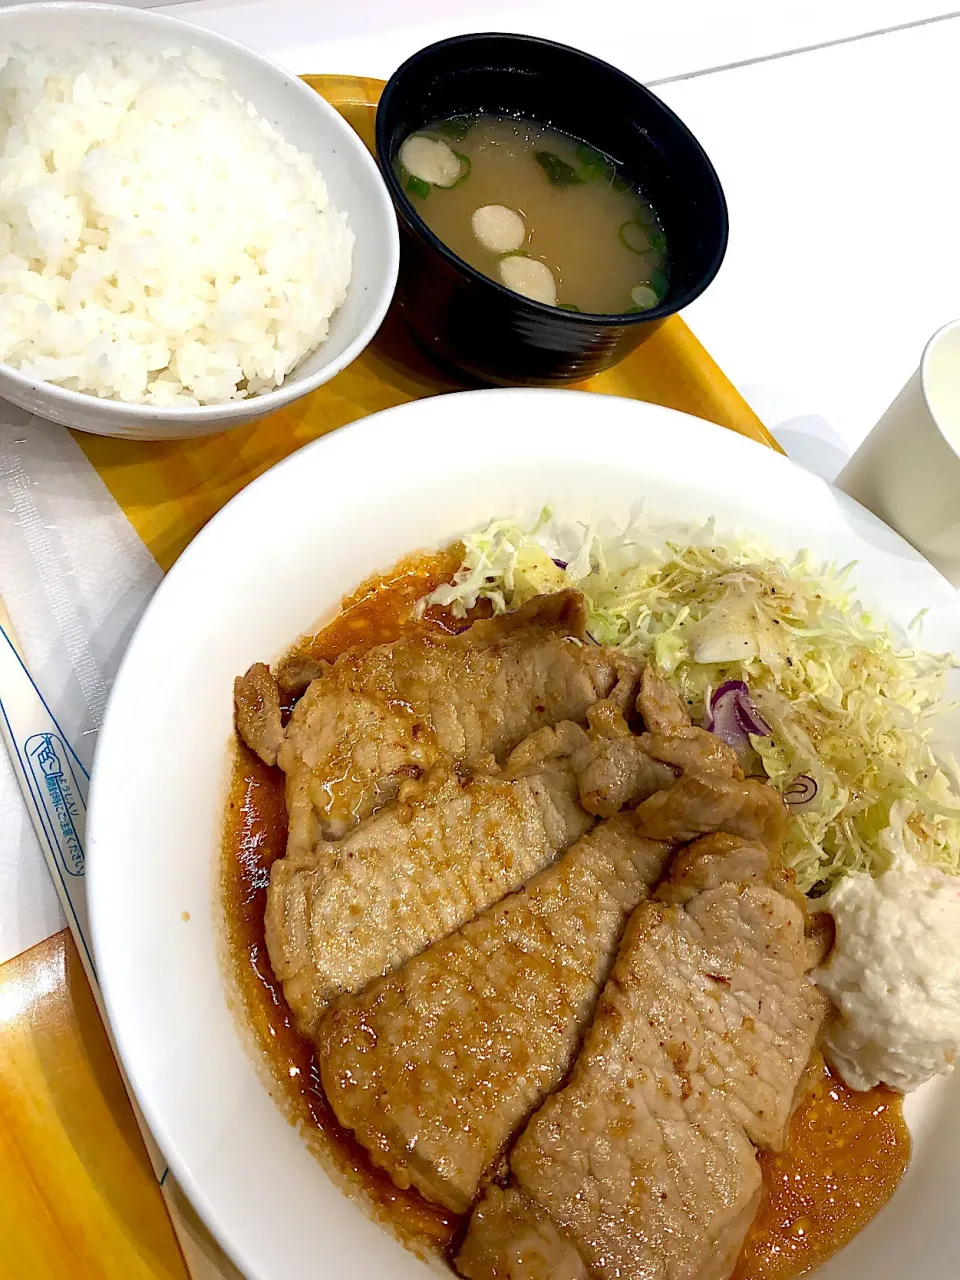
[637,665,692,734]
[573,704,742,818]
[632,771,788,852]
[457,836,826,1280]
[317,815,670,1211]
[241,591,642,840]
[267,727,594,1036]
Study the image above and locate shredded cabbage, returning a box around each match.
[423,510,960,894]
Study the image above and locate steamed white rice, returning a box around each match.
[0,44,354,406]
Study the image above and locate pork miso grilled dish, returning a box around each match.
[224,527,960,1279]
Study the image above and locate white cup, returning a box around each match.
[836,319,960,586]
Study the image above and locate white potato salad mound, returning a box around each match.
[816,861,960,1092]
[0,44,354,406]
[425,510,960,1093]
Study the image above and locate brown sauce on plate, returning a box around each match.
[733,1055,909,1279]
[280,542,468,668]
[221,551,911,1275]
[221,550,465,1255]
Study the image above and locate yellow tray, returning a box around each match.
[0,76,780,1280]
[70,75,778,573]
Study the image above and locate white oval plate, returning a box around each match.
[88,389,960,1280]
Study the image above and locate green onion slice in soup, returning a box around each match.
[574,143,615,183]
[436,115,475,141]
[405,174,430,199]
[450,152,472,187]
[618,221,651,253]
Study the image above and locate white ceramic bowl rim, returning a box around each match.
[0,2,399,425]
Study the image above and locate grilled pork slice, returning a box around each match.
[266,723,594,1036]
[232,661,284,768]
[457,1188,588,1280]
[632,770,789,852]
[573,698,742,818]
[636,664,692,734]
[457,834,827,1280]
[316,815,671,1212]
[235,590,642,840]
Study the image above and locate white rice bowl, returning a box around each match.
[0,43,355,406]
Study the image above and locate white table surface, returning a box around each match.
[2,1,959,966]
[158,0,959,88]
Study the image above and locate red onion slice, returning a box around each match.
[704,680,773,752]
[552,557,568,570]
[706,691,752,752]
[783,774,818,806]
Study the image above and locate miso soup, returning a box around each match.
[395,113,668,315]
